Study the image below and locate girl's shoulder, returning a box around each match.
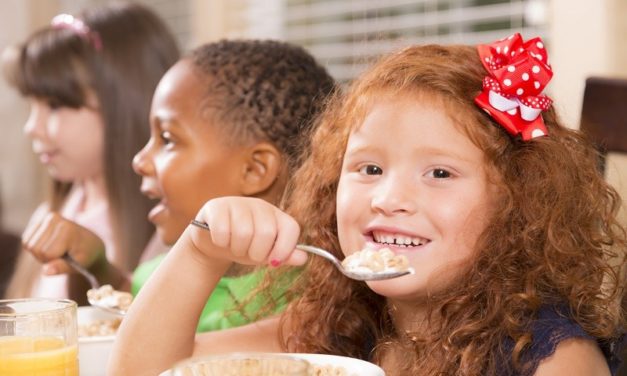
[531,336,611,375]
[500,305,624,376]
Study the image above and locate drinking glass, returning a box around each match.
[171,352,310,376]
[0,299,78,376]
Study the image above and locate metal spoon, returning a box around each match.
[190,219,414,281]
[62,253,126,315]
[62,252,99,289]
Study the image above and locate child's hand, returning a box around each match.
[21,210,106,276]
[189,197,308,268]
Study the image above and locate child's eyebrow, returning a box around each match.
[346,143,477,164]
[152,111,183,130]
[344,143,373,154]
[415,146,469,159]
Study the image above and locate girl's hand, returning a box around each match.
[21,210,106,276]
[188,197,308,268]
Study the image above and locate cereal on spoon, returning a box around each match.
[87,284,133,312]
[341,247,410,275]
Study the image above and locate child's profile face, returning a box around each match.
[336,94,498,300]
[133,59,249,245]
[23,97,104,182]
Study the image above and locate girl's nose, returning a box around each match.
[370,177,418,216]
[23,104,47,139]
[132,143,155,177]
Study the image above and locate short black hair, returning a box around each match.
[190,39,335,171]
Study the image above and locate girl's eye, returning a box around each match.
[359,164,383,175]
[430,168,451,179]
[160,131,173,145]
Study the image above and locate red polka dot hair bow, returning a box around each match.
[474,33,553,141]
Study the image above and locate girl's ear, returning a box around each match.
[240,142,284,196]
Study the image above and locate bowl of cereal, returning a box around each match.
[161,352,385,376]
[292,354,385,376]
[77,306,122,376]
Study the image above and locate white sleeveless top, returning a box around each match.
[30,185,114,299]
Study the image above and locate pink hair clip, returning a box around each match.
[51,14,103,51]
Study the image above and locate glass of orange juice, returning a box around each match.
[0,299,78,376]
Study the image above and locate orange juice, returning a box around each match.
[0,336,78,376]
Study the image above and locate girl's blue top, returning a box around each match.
[498,305,624,375]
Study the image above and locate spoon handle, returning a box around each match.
[190,219,210,231]
[62,253,100,289]
[295,245,343,269]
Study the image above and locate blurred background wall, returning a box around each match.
[1,0,626,234]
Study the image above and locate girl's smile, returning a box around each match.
[35,149,59,165]
[362,226,431,253]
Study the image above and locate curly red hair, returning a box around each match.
[277,44,626,375]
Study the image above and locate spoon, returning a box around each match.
[62,253,127,315]
[190,219,414,281]
[62,252,99,289]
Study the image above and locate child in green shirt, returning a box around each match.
[132,255,295,332]
[130,40,334,331]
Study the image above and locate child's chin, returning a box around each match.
[48,169,72,182]
[366,278,421,299]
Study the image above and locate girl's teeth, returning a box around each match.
[372,231,427,247]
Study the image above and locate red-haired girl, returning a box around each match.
[112,35,625,376]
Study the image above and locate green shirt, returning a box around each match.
[132,255,289,332]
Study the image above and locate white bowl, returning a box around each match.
[77,306,119,376]
[160,352,385,376]
[294,353,384,375]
